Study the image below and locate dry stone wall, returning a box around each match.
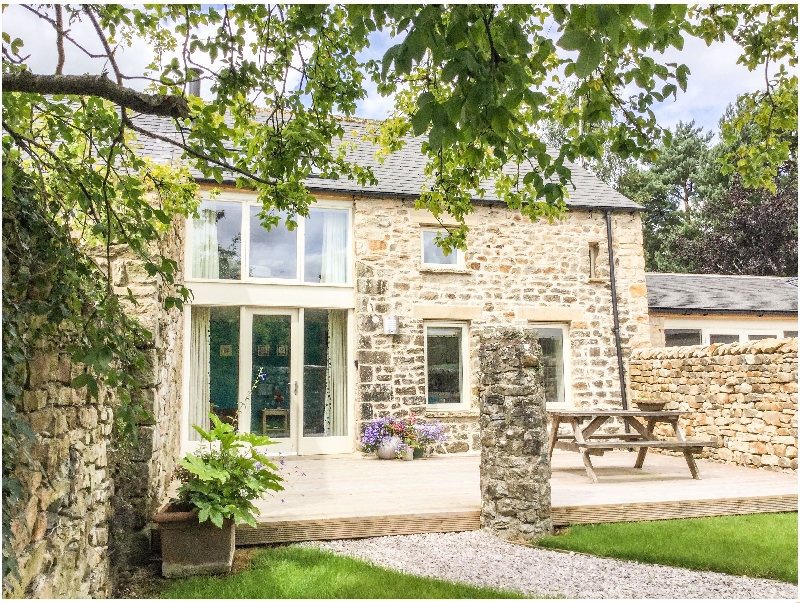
[353,199,650,451]
[5,223,184,598]
[7,350,116,598]
[630,338,797,472]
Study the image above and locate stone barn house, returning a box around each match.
[139,116,651,457]
[6,116,651,598]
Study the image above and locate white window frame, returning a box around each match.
[661,317,796,347]
[186,191,353,287]
[423,321,470,409]
[529,322,572,409]
[420,228,465,269]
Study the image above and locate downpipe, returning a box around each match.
[605,210,630,433]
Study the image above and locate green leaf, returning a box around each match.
[652,4,673,28]
[556,29,589,51]
[411,103,433,136]
[574,36,603,78]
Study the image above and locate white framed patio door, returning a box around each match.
[239,307,352,455]
[240,308,300,453]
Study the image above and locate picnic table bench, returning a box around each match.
[547,408,718,483]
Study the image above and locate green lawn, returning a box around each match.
[534,512,798,584]
[161,545,532,599]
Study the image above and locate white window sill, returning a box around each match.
[420,267,470,275]
[185,278,353,288]
[424,408,479,418]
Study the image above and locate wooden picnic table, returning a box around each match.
[547,408,718,483]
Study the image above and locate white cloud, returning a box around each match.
[651,35,768,135]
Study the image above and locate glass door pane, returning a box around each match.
[188,306,240,440]
[250,314,292,438]
[303,309,348,437]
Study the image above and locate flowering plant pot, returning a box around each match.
[360,415,448,459]
[154,504,235,578]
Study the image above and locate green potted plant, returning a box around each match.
[154,413,283,577]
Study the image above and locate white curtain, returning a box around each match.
[189,307,211,440]
[192,208,220,279]
[320,210,348,284]
[323,310,347,436]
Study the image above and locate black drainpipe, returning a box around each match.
[605,210,628,412]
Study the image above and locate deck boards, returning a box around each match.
[235,451,796,544]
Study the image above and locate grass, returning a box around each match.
[161,545,533,599]
[534,512,798,584]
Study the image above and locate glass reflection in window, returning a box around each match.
[191,201,241,280]
[249,208,297,279]
[304,208,349,284]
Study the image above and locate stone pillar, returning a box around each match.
[479,327,553,540]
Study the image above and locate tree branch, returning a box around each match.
[54,5,65,75]
[2,72,190,119]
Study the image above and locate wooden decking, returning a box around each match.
[236,450,797,545]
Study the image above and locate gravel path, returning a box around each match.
[300,531,796,599]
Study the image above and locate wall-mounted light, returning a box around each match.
[383,316,399,335]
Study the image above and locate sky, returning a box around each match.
[2,5,773,137]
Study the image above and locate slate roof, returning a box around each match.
[646,273,799,315]
[131,113,641,211]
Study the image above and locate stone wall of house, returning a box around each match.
[107,222,185,590]
[4,223,185,598]
[354,199,650,451]
[629,338,798,472]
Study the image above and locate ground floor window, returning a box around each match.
[303,309,348,437]
[425,323,468,406]
[664,327,787,347]
[534,325,569,406]
[189,306,240,440]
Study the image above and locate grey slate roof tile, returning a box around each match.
[646,273,799,315]
[131,113,641,211]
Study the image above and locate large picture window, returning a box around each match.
[425,323,468,406]
[190,199,351,284]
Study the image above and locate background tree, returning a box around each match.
[613,108,797,276]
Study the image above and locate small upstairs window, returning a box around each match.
[421,229,463,268]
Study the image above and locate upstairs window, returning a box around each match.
[190,199,351,284]
[421,229,463,268]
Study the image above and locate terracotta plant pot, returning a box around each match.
[153,504,235,578]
